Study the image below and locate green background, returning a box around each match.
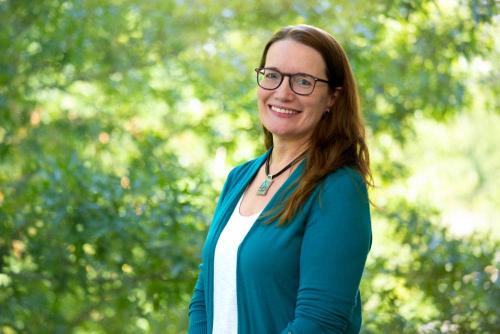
[1,0,499,333]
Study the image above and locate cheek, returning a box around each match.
[257,89,272,115]
[257,88,270,103]
[310,93,330,113]
[257,90,267,120]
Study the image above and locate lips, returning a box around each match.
[269,104,301,115]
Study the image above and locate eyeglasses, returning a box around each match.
[255,67,330,96]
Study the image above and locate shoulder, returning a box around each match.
[313,167,371,240]
[318,167,369,208]
[322,167,366,190]
[305,166,372,250]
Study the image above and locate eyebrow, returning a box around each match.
[263,66,318,78]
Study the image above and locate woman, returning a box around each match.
[189,24,372,334]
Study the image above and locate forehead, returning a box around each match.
[265,39,326,76]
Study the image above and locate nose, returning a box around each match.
[273,76,295,100]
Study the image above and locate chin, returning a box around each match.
[265,127,308,142]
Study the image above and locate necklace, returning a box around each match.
[256,149,306,196]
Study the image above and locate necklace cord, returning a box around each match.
[265,149,306,179]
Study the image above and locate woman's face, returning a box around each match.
[258,39,335,144]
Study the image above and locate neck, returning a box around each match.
[270,136,309,167]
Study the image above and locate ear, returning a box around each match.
[327,87,342,109]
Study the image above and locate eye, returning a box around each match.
[294,75,313,87]
[264,70,280,80]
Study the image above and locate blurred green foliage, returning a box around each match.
[0,0,498,333]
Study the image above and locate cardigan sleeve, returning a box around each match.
[281,170,372,334]
[188,168,237,334]
[188,262,208,334]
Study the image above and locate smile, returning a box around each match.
[269,105,301,115]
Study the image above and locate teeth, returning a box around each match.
[270,105,299,114]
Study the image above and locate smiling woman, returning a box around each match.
[257,39,337,142]
[188,24,372,334]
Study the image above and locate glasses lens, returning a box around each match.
[291,74,315,95]
[257,68,282,90]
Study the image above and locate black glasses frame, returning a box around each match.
[255,67,330,96]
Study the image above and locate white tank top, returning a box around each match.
[212,194,262,334]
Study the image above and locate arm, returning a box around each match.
[281,170,372,333]
[188,263,208,334]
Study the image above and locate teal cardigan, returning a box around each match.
[188,150,372,334]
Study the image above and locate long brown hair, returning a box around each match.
[259,24,372,225]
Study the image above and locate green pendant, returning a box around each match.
[257,175,273,196]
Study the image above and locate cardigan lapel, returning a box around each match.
[214,149,270,231]
[205,149,271,333]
